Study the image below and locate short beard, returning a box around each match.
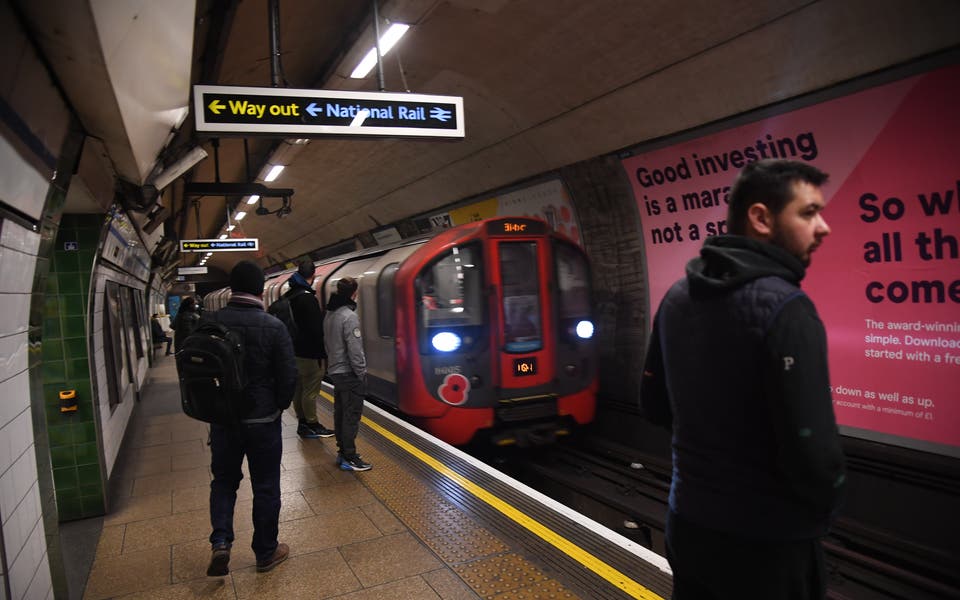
[770,227,810,267]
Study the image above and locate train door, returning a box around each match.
[490,236,555,392]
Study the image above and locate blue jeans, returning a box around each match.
[209,419,282,563]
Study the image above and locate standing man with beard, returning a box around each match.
[641,159,846,599]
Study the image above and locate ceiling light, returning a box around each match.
[235,211,247,221]
[246,195,260,205]
[226,224,235,231]
[263,165,284,182]
[219,234,227,239]
[350,23,410,79]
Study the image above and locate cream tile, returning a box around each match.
[171,451,211,471]
[117,578,236,599]
[136,439,207,459]
[121,508,210,553]
[275,509,381,556]
[278,464,334,493]
[171,421,210,442]
[339,576,442,600]
[360,502,406,536]
[95,525,125,559]
[231,492,314,533]
[340,532,442,588]
[231,548,360,600]
[103,492,172,526]
[131,456,172,478]
[83,545,171,600]
[173,484,252,514]
[490,579,580,599]
[133,467,210,496]
[422,569,481,600]
[301,481,376,515]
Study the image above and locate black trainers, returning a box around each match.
[297,421,320,439]
[256,542,289,573]
[308,422,335,438]
[206,543,231,577]
[338,454,372,471]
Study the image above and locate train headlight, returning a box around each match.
[431,331,462,352]
[575,320,594,339]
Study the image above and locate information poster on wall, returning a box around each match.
[622,64,960,457]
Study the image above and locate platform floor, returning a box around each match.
[74,355,671,599]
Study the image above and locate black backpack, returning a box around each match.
[176,319,250,425]
[267,288,308,343]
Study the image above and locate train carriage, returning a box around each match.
[206,216,597,446]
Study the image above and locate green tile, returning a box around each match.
[41,339,64,361]
[55,251,79,273]
[77,250,95,268]
[62,294,84,317]
[43,318,61,338]
[77,464,101,486]
[57,495,83,522]
[78,227,101,247]
[58,276,81,295]
[80,273,91,297]
[46,276,59,295]
[74,442,98,466]
[53,467,78,490]
[44,297,60,319]
[50,446,75,468]
[79,483,102,497]
[48,424,72,447]
[64,337,87,358]
[80,494,104,517]
[43,360,67,383]
[62,316,85,338]
[77,421,97,444]
[71,379,93,406]
[66,357,89,380]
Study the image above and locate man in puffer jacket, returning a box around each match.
[205,261,297,578]
[642,160,846,599]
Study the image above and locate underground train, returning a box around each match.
[204,216,598,446]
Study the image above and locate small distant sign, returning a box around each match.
[180,238,259,253]
[64,241,79,251]
[178,266,209,275]
[194,85,464,138]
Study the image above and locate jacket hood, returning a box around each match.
[286,272,316,294]
[325,291,356,312]
[686,235,805,296]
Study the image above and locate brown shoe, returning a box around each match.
[206,544,230,577]
[256,542,289,573]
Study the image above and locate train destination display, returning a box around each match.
[622,64,960,458]
[194,85,464,138]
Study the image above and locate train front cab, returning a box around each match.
[396,217,598,446]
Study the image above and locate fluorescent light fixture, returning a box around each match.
[226,224,236,231]
[263,164,284,182]
[235,211,247,221]
[350,23,410,79]
[350,109,370,127]
[152,146,208,191]
[246,195,260,205]
[218,234,227,240]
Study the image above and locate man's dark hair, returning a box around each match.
[336,276,358,298]
[296,259,315,279]
[727,159,829,235]
[180,296,195,311]
[230,260,265,295]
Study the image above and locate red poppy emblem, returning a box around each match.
[438,373,470,406]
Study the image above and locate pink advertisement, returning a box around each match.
[622,65,960,456]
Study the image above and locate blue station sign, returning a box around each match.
[193,85,465,139]
[180,238,259,253]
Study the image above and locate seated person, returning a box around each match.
[151,314,173,355]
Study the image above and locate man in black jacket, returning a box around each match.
[205,261,297,577]
[172,296,200,354]
[642,159,846,599]
[286,260,335,439]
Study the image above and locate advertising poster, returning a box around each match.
[622,64,960,457]
[428,179,583,246]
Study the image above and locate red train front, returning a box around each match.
[207,216,597,446]
[392,217,597,446]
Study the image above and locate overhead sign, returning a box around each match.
[180,238,259,253]
[178,266,209,275]
[193,85,465,138]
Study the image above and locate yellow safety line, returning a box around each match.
[319,391,664,600]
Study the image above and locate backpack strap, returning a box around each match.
[241,409,282,424]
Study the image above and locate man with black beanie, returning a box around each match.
[284,259,334,439]
[205,260,297,577]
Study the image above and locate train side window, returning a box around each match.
[377,263,399,338]
[500,242,542,353]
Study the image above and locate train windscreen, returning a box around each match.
[417,244,484,332]
[500,242,542,353]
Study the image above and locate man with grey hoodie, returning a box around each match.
[323,276,371,471]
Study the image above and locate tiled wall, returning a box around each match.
[42,215,103,522]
